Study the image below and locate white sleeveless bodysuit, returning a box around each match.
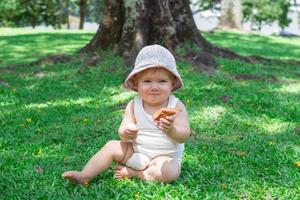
[126,95,184,170]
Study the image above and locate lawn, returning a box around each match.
[1,28,300,199]
[0,28,94,66]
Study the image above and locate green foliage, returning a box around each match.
[0,0,103,28]
[242,0,291,29]
[193,0,220,12]
[87,0,104,23]
[1,29,300,199]
[0,0,68,28]
[0,0,24,27]
[194,0,292,29]
[278,0,291,29]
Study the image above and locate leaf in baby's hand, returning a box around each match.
[35,165,44,174]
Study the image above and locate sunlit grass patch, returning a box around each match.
[275,82,300,94]
[203,30,300,61]
[250,116,293,135]
[0,28,95,66]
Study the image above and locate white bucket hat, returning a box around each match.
[125,44,183,92]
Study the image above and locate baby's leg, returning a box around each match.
[115,156,181,183]
[62,140,133,184]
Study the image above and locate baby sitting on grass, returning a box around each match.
[62,44,190,184]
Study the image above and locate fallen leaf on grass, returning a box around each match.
[237,151,247,157]
[295,161,300,167]
[35,165,43,174]
[268,141,276,146]
[220,183,227,189]
[84,181,89,187]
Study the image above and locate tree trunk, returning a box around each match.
[219,0,243,30]
[81,0,247,70]
[79,0,87,30]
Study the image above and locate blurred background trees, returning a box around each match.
[0,0,103,29]
[192,0,293,31]
[243,0,291,31]
[219,0,243,30]
[0,0,296,33]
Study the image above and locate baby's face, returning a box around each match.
[135,67,175,106]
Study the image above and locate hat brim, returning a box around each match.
[125,64,183,92]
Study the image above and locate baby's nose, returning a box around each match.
[150,82,159,89]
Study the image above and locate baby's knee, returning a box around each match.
[161,160,181,183]
[147,158,181,183]
[104,140,120,149]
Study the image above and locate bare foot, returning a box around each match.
[114,165,138,179]
[62,171,89,185]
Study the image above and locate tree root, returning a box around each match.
[77,54,101,73]
[0,53,103,74]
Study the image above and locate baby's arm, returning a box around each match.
[158,101,190,143]
[118,100,138,142]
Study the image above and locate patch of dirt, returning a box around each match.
[78,55,101,73]
[219,95,232,103]
[106,65,117,73]
[190,51,218,74]
[32,54,73,65]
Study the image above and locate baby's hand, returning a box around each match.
[157,115,175,134]
[125,123,138,140]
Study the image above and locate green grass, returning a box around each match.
[0,28,95,66]
[1,28,300,199]
[203,30,300,61]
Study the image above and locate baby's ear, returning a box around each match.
[132,85,138,90]
[132,77,138,90]
[171,77,177,88]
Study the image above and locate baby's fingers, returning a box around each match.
[126,131,137,140]
[160,118,172,126]
[158,121,173,133]
[165,115,175,122]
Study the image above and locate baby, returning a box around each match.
[62,44,190,184]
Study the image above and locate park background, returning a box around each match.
[1,0,300,199]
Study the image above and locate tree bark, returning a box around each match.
[81,0,248,71]
[79,0,87,30]
[219,0,243,30]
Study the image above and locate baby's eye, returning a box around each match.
[143,80,151,83]
[159,80,167,83]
